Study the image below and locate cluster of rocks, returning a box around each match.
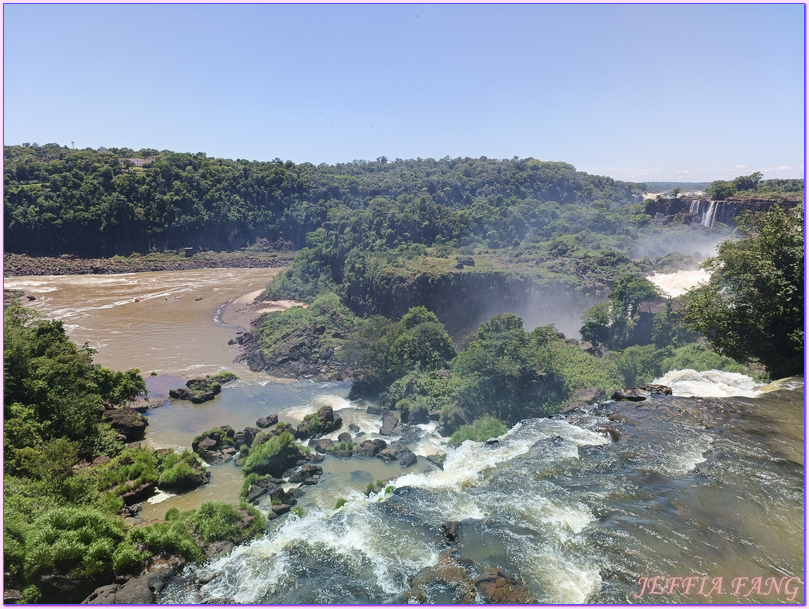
[192,425,248,465]
[3,252,287,277]
[242,473,304,517]
[396,520,535,604]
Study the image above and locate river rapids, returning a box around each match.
[158,372,804,605]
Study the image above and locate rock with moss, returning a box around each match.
[295,405,342,440]
[253,422,296,447]
[102,405,148,442]
[242,431,307,478]
[169,373,238,404]
[192,426,237,464]
[156,450,210,491]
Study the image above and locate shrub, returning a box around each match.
[449,415,507,447]
[187,502,261,544]
[127,520,203,563]
[659,343,750,376]
[334,498,347,510]
[242,432,300,477]
[22,507,125,581]
[111,542,147,573]
[157,450,207,490]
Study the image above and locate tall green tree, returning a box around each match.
[681,206,804,379]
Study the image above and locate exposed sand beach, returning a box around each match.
[220,289,306,330]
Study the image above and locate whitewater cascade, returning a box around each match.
[701,200,718,228]
[689,199,700,214]
[157,371,804,605]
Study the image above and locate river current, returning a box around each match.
[4,269,804,604]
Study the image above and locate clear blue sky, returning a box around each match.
[3,3,804,182]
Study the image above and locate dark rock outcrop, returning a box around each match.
[169,377,225,404]
[82,566,174,605]
[426,453,446,469]
[473,567,535,604]
[611,384,672,402]
[287,464,322,484]
[401,550,535,604]
[103,406,148,442]
[192,426,237,464]
[120,482,156,505]
[296,405,342,439]
[256,414,279,428]
[233,426,259,449]
[379,413,402,436]
[377,444,417,467]
[353,438,387,458]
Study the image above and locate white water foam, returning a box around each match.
[146,490,177,504]
[393,418,608,494]
[183,505,438,602]
[654,369,765,398]
[648,269,711,297]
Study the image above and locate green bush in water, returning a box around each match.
[449,415,507,447]
[334,498,347,510]
[157,450,207,490]
[242,432,299,477]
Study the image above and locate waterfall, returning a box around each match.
[689,200,700,214]
[701,201,718,228]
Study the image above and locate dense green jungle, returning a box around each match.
[3,143,804,603]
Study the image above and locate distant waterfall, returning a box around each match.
[689,200,700,214]
[701,201,718,228]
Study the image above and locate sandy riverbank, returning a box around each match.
[220,290,306,330]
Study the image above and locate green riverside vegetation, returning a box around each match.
[3,303,266,604]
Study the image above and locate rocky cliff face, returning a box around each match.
[643,198,799,228]
[343,269,605,340]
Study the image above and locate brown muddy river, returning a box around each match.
[4,268,283,379]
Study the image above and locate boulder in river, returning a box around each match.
[296,405,342,439]
[256,414,279,428]
[169,373,239,404]
[401,549,535,604]
[192,426,237,464]
[377,444,417,467]
[353,438,387,457]
[379,413,402,436]
[611,384,672,402]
